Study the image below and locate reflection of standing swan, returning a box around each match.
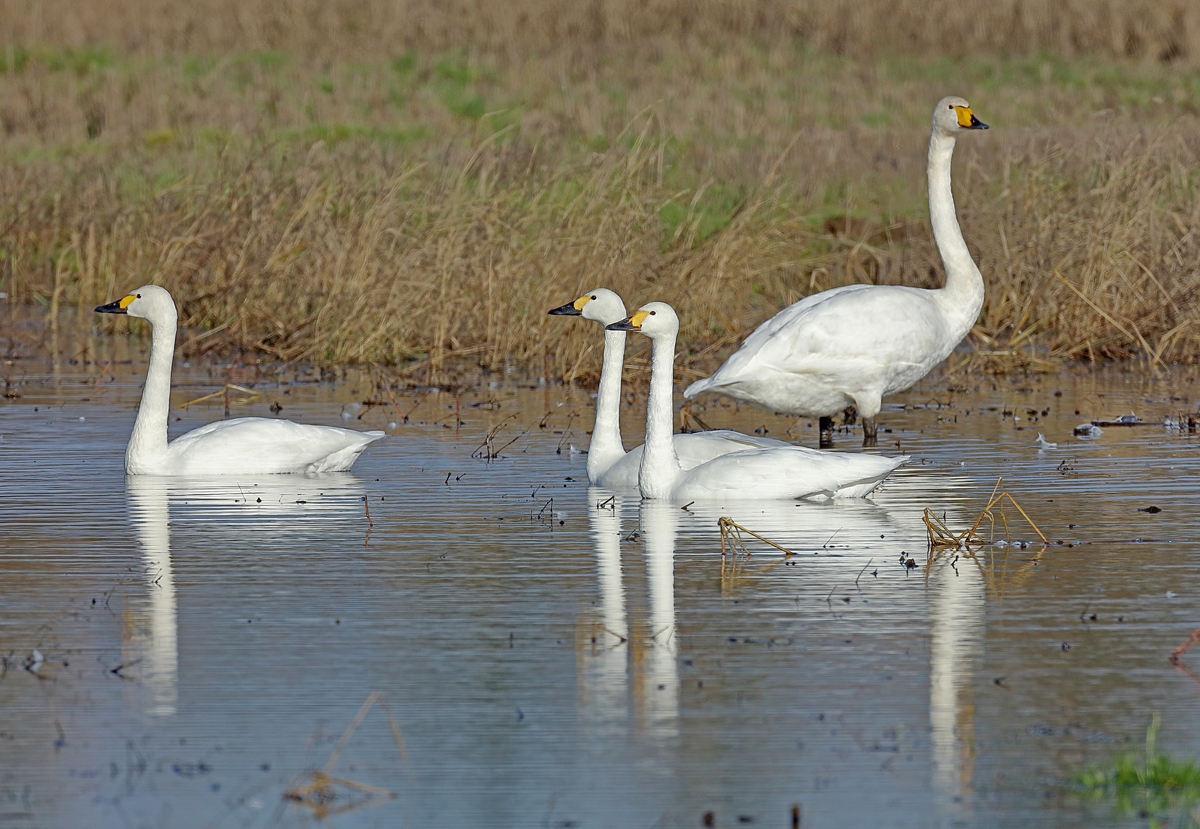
[126,477,179,717]
[608,303,906,501]
[929,554,984,815]
[684,97,988,446]
[95,285,383,475]
[549,289,784,488]
[639,500,680,734]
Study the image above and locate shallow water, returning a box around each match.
[2,337,1200,828]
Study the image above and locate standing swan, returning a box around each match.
[684,96,989,446]
[549,288,786,488]
[607,302,906,501]
[96,285,383,475]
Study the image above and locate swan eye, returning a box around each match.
[948,105,954,110]
[649,310,656,315]
[136,293,142,298]
[591,295,597,300]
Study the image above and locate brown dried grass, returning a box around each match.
[6,0,1200,66]
[3,1,1200,379]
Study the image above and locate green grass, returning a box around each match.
[1071,715,1200,824]
[658,182,745,248]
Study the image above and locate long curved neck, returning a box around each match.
[127,310,176,466]
[637,330,683,499]
[587,328,627,483]
[928,130,984,334]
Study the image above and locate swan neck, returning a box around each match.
[127,310,176,466]
[637,330,683,498]
[587,328,627,482]
[927,130,984,326]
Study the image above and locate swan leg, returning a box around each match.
[819,415,835,449]
[862,417,878,447]
[853,391,883,448]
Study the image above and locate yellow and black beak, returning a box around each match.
[606,309,650,332]
[955,106,988,130]
[95,294,136,315]
[549,295,591,316]
[548,300,582,316]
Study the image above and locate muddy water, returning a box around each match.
[2,333,1199,827]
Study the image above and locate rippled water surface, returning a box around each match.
[3,336,1200,828]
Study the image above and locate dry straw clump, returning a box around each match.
[9,124,1200,378]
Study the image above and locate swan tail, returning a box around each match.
[306,431,385,474]
[683,377,714,399]
[830,455,908,499]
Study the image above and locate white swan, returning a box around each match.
[96,285,383,475]
[684,96,989,445]
[607,302,907,501]
[549,288,786,488]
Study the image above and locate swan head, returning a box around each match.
[606,301,678,339]
[547,288,627,326]
[95,284,177,325]
[933,96,988,136]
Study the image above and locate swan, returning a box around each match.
[683,96,989,446]
[607,302,906,501]
[549,288,787,488]
[95,285,384,475]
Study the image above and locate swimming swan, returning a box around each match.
[684,96,989,446]
[607,302,906,501]
[96,285,383,475]
[549,288,786,488]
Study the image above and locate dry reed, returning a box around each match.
[284,690,406,819]
[4,1,1200,378]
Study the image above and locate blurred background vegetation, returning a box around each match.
[3,0,1200,380]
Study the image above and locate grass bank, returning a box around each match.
[3,3,1200,381]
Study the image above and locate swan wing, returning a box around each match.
[672,446,906,501]
[687,287,947,401]
[166,418,384,475]
[596,430,790,488]
[672,429,789,464]
[685,286,873,395]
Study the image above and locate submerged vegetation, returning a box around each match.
[4,1,1200,376]
[1071,715,1200,824]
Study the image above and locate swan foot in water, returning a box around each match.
[819,415,834,449]
[862,417,879,448]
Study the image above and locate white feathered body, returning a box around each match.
[126,417,385,476]
[645,445,906,502]
[592,429,788,489]
[686,284,970,418]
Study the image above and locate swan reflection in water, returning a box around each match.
[639,500,680,734]
[579,469,986,812]
[126,477,178,717]
[124,474,367,717]
[583,491,630,728]
[581,493,682,737]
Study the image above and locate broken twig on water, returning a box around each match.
[923,477,1047,553]
[719,516,797,582]
[284,691,407,819]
